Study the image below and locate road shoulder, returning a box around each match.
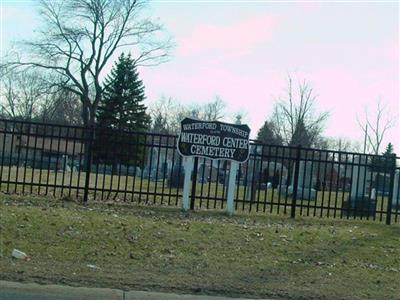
[0,280,268,300]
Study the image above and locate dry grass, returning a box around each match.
[0,194,399,299]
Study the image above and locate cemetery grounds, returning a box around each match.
[0,166,395,219]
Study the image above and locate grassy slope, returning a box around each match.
[0,194,399,300]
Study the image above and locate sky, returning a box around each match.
[1,0,399,153]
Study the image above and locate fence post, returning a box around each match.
[190,157,199,210]
[226,161,238,215]
[83,126,94,204]
[385,154,396,225]
[182,156,194,211]
[291,145,302,218]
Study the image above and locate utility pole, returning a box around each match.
[363,124,368,154]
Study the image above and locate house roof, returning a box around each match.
[15,135,84,155]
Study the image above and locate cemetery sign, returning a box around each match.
[177,117,251,163]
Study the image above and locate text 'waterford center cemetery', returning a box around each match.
[177,117,251,163]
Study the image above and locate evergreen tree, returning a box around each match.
[95,53,150,167]
[290,120,315,147]
[384,143,394,156]
[257,120,283,146]
[151,111,169,134]
[97,52,150,131]
[370,142,396,173]
[369,143,396,196]
[257,120,285,177]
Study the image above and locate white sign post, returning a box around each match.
[226,161,239,215]
[182,156,194,211]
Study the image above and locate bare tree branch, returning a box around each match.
[271,75,329,147]
[1,0,173,127]
[357,98,397,154]
[0,69,52,120]
[149,96,227,134]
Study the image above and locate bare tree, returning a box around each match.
[357,99,397,154]
[0,70,48,120]
[39,89,83,125]
[149,96,228,134]
[149,96,181,134]
[1,68,84,125]
[271,75,329,147]
[2,0,172,128]
[325,137,362,153]
[200,96,226,121]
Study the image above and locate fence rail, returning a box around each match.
[0,118,399,224]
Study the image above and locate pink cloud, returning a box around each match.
[301,68,398,146]
[178,14,278,55]
[142,63,399,151]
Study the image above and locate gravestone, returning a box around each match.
[279,160,316,200]
[295,160,316,200]
[168,157,185,188]
[259,161,285,189]
[343,155,376,217]
[245,145,261,201]
[392,170,400,208]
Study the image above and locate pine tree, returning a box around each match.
[383,143,394,156]
[370,142,396,173]
[257,120,283,146]
[97,52,150,131]
[382,143,396,172]
[95,53,150,167]
[151,112,169,134]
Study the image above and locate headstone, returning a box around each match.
[370,188,376,200]
[62,155,68,171]
[268,162,287,188]
[197,163,207,183]
[350,156,367,198]
[245,145,261,201]
[343,155,376,217]
[295,161,316,200]
[392,170,399,208]
[168,158,184,188]
[279,160,316,200]
[128,166,141,176]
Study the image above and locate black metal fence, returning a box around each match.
[1,118,399,224]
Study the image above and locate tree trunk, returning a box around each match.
[84,106,96,171]
[82,99,89,128]
[81,102,96,203]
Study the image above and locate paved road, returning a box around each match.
[0,281,269,300]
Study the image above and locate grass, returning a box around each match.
[1,166,396,221]
[1,194,400,299]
